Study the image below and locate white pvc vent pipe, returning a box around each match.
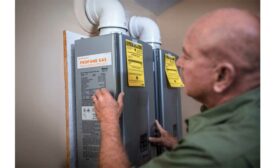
[85,0,128,35]
[129,16,162,49]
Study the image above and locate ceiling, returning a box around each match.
[133,0,181,15]
[120,0,182,18]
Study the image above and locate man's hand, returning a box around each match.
[92,89,130,168]
[92,88,124,124]
[149,120,178,150]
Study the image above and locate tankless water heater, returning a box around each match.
[74,33,157,167]
[153,49,183,154]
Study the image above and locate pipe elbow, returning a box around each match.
[98,2,127,29]
[129,16,161,49]
[85,0,128,35]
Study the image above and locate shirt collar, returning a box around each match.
[186,87,260,133]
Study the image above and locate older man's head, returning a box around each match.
[176,8,260,108]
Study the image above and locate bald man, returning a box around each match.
[92,8,260,168]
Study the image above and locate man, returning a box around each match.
[92,8,260,168]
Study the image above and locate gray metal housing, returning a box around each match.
[74,33,157,167]
[153,49,183,154]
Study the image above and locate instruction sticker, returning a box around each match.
[82,106,97,120]
[125,39,145,87]
[165,54,184,87]
[77,52,112,69]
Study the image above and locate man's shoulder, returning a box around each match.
[177,125,260,166]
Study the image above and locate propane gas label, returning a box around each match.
[165,54,184,87]
[77,52,112,69]
[125,39,145,87]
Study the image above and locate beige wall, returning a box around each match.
[16,0,259,167]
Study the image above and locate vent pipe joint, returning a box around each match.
[129,16,161,49]
[85,0,128,35]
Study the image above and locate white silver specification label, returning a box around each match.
[82,106,97,120]
[81,70,106,106]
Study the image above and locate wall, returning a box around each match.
[16,0,259,167]
[16,0,88,167]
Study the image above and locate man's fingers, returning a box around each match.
[95,89,103,100]
[95,88,111,102]
[148,137,162,143]
[155,120,166,133]
[117,92,125,110]
[101,88,116,100]
[100,88,109,95]
[92,96,99,114]
[92,95,98,104]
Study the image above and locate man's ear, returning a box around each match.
[213,62,236,93]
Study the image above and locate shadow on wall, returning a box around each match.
[133,0,182,15]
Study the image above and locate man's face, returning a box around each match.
[176,40,215,101]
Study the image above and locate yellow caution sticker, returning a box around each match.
[165,54,184,87]
[125,39,145,87]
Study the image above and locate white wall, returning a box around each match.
[16,0,259,167]
[16,0,88,167]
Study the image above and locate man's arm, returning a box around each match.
[92,88,130,168]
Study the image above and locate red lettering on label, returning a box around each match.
[99,58,107,62]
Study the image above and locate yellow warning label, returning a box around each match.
[125,39,145,87]
[165,54,184,88]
